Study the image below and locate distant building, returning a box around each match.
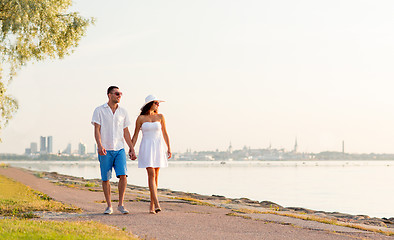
[93,144,97,154]
[228,142,233,154]
[294,137,298,153]
[63,143,72,155]
[40,136,47,153]
[30,142,38,154]
[25,148,31,155]
[78,142,87,155]
[47,136,53,153]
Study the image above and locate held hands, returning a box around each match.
[129,148,137,160]
[98,145,107,156]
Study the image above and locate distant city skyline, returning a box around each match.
[2,0,394,154]
[19,135,358,156]
[11,137,394,162]
[23,136,96,156]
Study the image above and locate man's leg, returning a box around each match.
[99,151,114,213]
[102,180,111,207]
[118,175,127,206]
[114,149,129,214]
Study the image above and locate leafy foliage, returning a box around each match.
[0,0,93,138]
[0,81,18,135]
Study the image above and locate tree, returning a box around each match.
[0,0,94,139]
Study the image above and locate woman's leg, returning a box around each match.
[154,168,160,188]
[154,168,161,211]
[146,167,159,213]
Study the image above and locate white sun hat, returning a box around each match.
[140,95,165,110]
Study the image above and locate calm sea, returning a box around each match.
[3,160,394,218]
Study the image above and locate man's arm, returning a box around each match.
[94,123,106,155]
[124,127,136,160]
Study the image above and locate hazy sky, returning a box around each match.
[1,0,394,154]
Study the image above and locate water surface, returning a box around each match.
[4,160,393,218]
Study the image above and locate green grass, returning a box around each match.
[172,197,215,207]
[84,181,99,187]
[0,219,138,240]
[0,163,8,168]
[231,208,394,236]
[226,212,252,219]
[0,174,139,239]
[34,172,44,178]
[0,175,80,217]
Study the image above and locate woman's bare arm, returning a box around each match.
[160,114,171,159]
[131,116,143,148]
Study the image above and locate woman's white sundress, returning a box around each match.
[138,121,168,168]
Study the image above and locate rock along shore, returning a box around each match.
[1,166,394,239]
[35,170,394,230]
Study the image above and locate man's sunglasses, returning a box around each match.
[112,92,122,96]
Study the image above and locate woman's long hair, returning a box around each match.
[140,101,156,115]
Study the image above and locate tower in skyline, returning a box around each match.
[293,137,298,153]
[228,141,233,154]
[63,143,72,155]
[40,136,46,153]
[30,142,38,154]
[25,148,31,155]
[47,136,53,153]
[78,141,87,155]
[93,144,97,154]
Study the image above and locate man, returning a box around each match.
[91,86,136,214]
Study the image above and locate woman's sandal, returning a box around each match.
[155,208,162,213]
[149,210,156,214]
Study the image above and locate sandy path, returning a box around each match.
[0,167,391,240]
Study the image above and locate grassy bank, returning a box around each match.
[0,175,79,217]
[0,219,137,240]
[0,174,138,239]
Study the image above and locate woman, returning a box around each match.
[131,95,171,214]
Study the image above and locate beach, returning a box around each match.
[0,166,393,239]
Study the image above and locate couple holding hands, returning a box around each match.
[91,86,171,215]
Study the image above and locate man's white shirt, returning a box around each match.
[91,103,131,151]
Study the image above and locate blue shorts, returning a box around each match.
[98,149,127,181]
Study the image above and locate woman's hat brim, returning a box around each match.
[140,99,165,110]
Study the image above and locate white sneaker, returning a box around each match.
[117,205,129,214]
[104,206,113,214]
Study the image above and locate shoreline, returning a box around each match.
[3,159,394,162]
[32,169,394,231]
[3,153,394,162]
[1,166,393,239]
[3,159,393,219]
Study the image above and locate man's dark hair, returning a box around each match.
[107,86,119,95]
